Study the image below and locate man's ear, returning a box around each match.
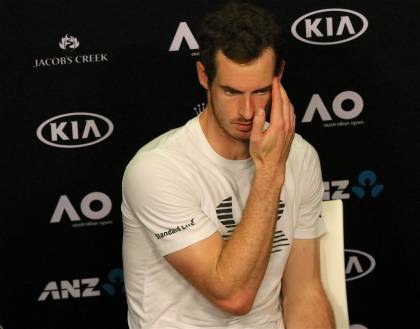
[196,61,209,90]
[278,59,286,81]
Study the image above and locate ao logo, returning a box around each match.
[36,112,113,148]
[291,8,368,45]
[302,91,363,123]
[50,192,112,223]
[169,22,199,51]
[345,249,376,281]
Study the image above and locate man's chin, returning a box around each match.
[231,130,251,142]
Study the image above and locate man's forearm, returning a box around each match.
[213,167,284,305]
[283,287,335,329]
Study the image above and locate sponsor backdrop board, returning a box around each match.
[1,0,419,328]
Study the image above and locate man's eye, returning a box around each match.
[256,91,268,95]
[225,90,235,96]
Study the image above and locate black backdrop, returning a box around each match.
[2,0,419,328]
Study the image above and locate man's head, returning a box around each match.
[197,2,286,86]
[196,3,286,149]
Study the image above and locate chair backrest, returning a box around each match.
[320,199,350,329]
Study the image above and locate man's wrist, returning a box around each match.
[254,165,285,187]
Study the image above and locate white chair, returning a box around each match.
[320,199,350,329]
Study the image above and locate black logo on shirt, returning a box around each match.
[216,197,236,240]
[216,197,290,253]
[272,201,290,253]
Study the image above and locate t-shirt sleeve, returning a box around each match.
[294,142,327,239]
[122,151,218,256]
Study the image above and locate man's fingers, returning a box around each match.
[250,108,265,142]
[280,86,291,130]
[289,103,296,132]
[269,76,282,125]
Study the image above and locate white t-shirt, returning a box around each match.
[121,116,326,329]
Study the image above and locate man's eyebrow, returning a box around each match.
[220,85,243,93]
[253,85,272,93]
[220,84,272,93]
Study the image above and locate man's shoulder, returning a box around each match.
[138,122,190,153]
[124,117,199,178]
[290,133,319,160]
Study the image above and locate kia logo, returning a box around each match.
[36,112,114,148]
[291,8,368,45]
[345,249,376,281]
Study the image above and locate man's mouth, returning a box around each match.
[234,122,253,132]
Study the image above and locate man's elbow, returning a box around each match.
[214,292,255,315]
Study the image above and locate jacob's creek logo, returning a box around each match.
[50,192,113,227]
[345,249,376,281]
[323,170,384,201]
[291,8,368,45]
[38,268,124,301]
[33,34,108,68]
[59,34,80,51]
[155,218,195,239]
[301,91,364,127]
[169,22,199,56]
[37,112,113,148]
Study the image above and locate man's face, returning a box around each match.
[207,48,276,142]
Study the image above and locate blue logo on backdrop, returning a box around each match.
[101,268,125,296]
[323,170,384,200]
[351,170,384,199]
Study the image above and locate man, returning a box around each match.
[122,3,334,328]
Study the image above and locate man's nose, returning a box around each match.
[239,95,254,120]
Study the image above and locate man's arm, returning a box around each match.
[165,77,295,315]
[281,238,335,329]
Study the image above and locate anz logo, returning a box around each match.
[291,8,368,45]
[101,268,125,296]
[36,112,114,148]
[38,278,101,301]
[351,170,384,199]
[323,170,384,201]
[323,180,350,201]
[38,268,124,301]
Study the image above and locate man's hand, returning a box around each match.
[250,76,295,179]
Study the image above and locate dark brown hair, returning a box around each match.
[198,2,286,84]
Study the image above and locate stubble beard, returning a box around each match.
[209,93,250,145]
